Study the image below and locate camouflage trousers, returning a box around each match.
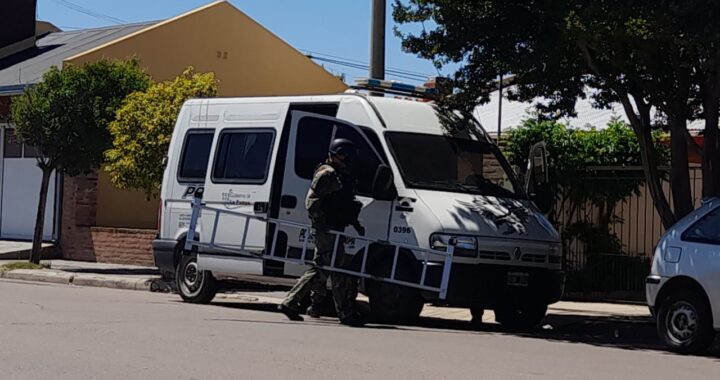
[281,230,358,320]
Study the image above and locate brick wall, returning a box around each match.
[61,173,156,266]
[0,96,11,121]
[90,227,156,266]
[60,174,98,261]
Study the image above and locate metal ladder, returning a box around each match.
[183,197,456,300]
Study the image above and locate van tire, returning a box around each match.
[176,254,218,304]
[657,290,715,354]
[367,260,424,324]
[494,303,547,331]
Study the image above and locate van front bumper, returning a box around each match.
[153,239,178,277]
[433,264,565,308]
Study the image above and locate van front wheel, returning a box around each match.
[176,254,218,304]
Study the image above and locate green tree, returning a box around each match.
[506,118,669,253]
[394,0,720,228]
[105,68,218,198]
[11,59,151,263]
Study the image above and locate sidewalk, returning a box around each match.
[0,259,651,322]
[0,260,163,291]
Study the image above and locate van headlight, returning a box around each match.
[548,244,562,264]
[430,234,478,257]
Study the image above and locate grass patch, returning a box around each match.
[0,262,49,272]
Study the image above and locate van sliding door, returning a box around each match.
[277,111,393,276]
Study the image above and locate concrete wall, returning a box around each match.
[95,171,157,229]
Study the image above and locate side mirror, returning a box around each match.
[371,164,396,201]
[525,142,552,214]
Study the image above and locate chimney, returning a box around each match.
[0,0,38,60]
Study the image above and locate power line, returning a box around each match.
[301,49,434,79]
[309,55,430,83]
[51,0,127,25]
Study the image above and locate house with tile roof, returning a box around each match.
[0,0,347,264]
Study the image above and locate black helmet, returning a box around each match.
[329,138,357,159]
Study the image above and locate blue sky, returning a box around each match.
[36,0,452,84]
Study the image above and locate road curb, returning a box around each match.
[0,269,154,291]
[0,269,74,285]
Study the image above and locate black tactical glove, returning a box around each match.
[352,222,365,236]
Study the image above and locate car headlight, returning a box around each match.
[430,234,478,257]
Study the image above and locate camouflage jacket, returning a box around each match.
[306,160,360,231]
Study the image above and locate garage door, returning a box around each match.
[0,128,56,240]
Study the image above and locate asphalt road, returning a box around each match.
[1,279,718,380]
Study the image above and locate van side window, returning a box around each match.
[682,206,720,245]
[295,118,334,179]
[212,130,275,183]
[177,130,214,183]
[295,117,385,197]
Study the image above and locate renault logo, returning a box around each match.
[513,247,522,260]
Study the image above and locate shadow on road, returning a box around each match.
[210,298,720,358]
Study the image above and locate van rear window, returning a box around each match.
[177,131,214,183]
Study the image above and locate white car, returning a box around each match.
[647,197,720,354]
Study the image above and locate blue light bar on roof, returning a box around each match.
[355,78,438,96]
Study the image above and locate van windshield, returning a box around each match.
[385,132,523,199]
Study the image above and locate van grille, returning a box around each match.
[521,254,547,263]
[478,251,511,261]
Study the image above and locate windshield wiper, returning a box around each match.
[410,180,479,193]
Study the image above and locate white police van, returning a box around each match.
[153,79,564,327]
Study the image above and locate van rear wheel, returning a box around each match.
[176,254,218,304]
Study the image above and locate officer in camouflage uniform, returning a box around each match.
[279,138,366,327]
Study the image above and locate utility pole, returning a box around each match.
[370,0,386,87]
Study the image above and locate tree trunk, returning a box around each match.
[669,118,694,219]
[577,43,675,227]
[634,121,676,229]
[613,91,676,228]
[703,92,720,198]
[29,167,52,264]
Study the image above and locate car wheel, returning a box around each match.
[657,291,715,354]
[176,254,218,304]
[495,303,548,331]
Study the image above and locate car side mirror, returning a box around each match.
[525,142,552,214]
[371,164,396,201]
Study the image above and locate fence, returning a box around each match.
[558,166,703,301]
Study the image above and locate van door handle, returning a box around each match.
[281,195,297,209]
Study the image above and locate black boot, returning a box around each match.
[306,304,322,318]
[278,304,304,321]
